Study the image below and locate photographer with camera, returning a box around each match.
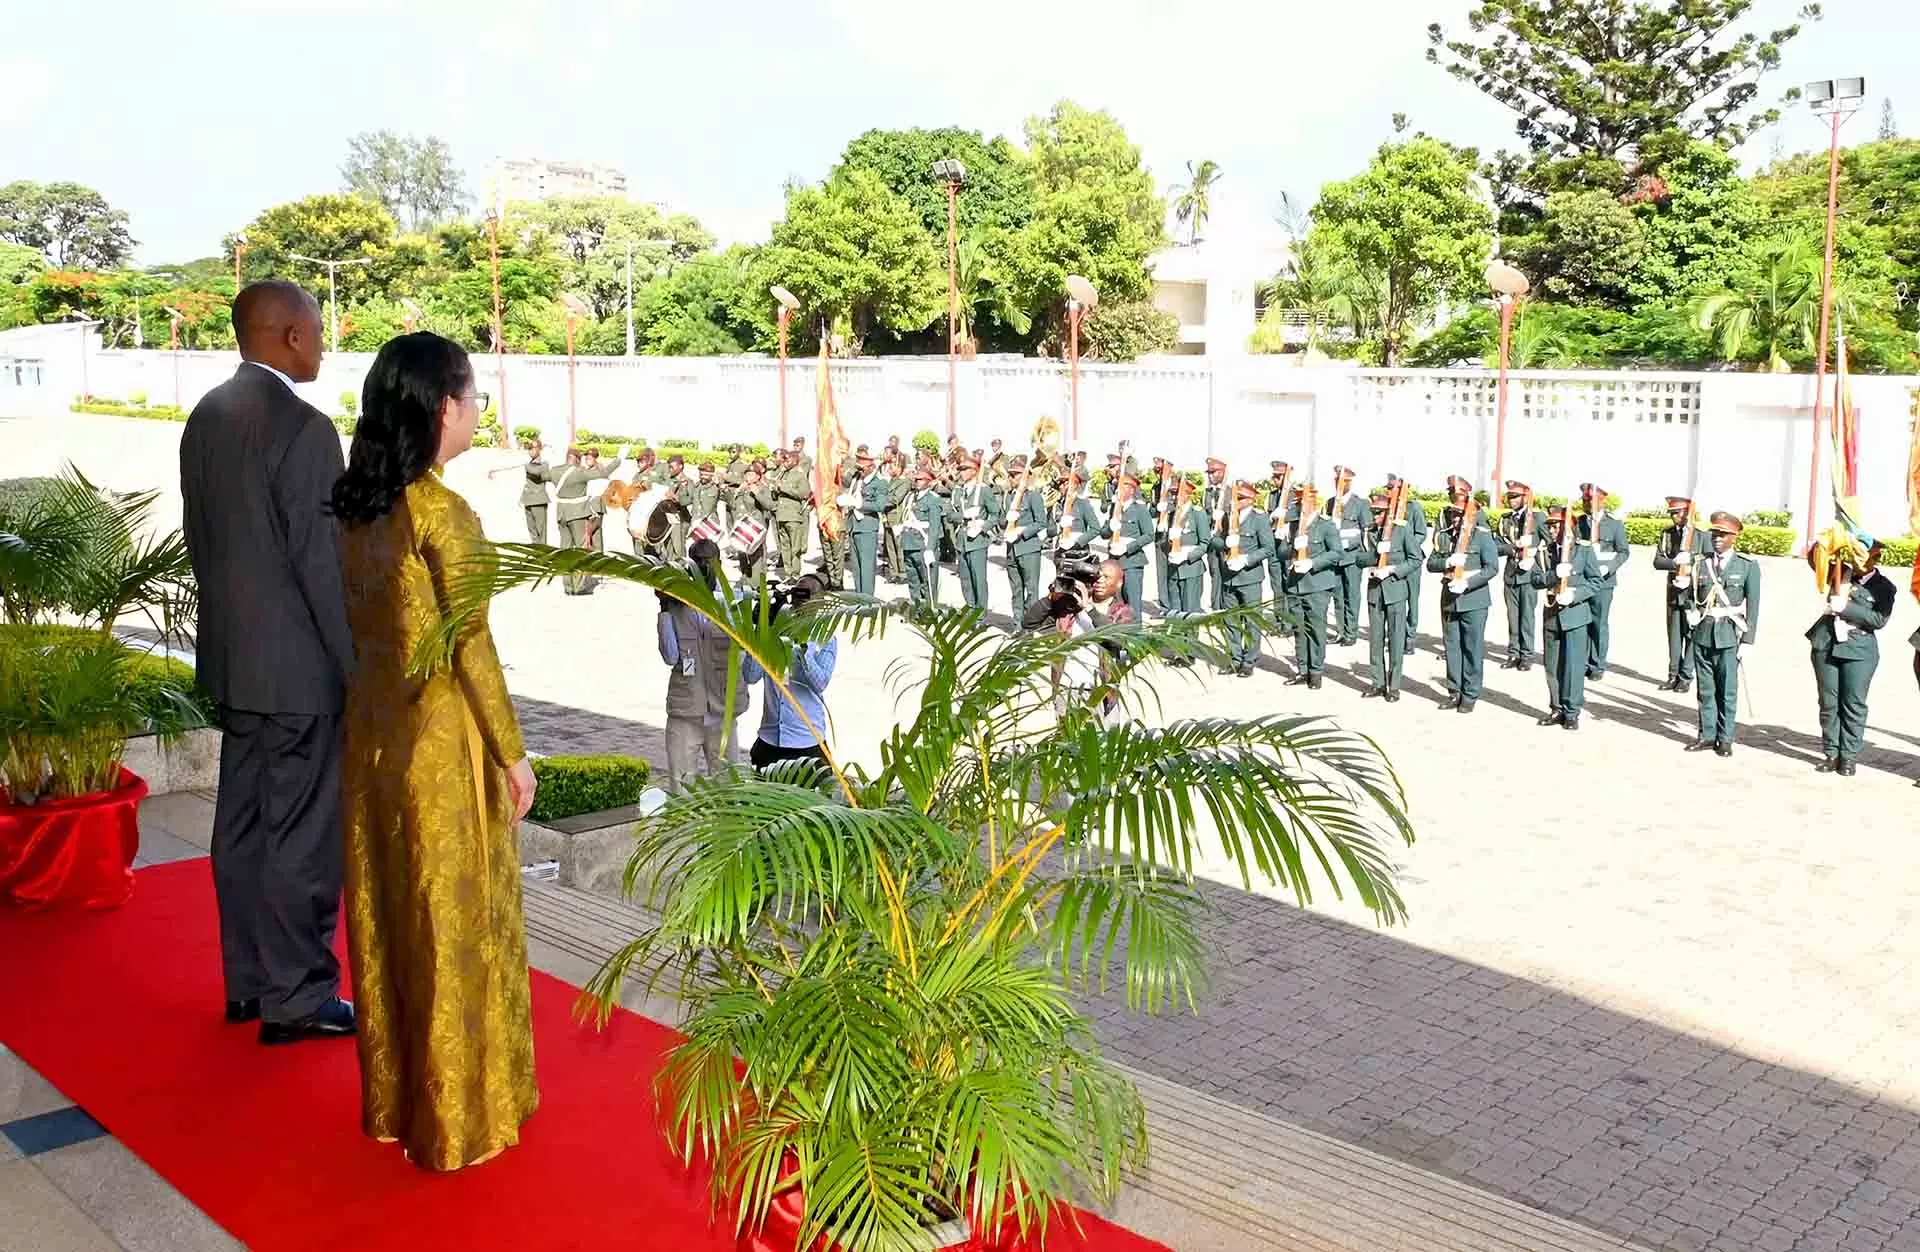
[1025,558,1130,722]
[656,538,754,792]
[738,573,839,770]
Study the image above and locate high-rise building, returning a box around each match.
[480,157,630,209]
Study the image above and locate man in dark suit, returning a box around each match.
[179,281,357,1045]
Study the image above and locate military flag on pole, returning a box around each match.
[1810,309,1874,592]
[813,338,849,545]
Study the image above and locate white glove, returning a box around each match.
[1291,558,1312,574]
[1671,573,1689,589]
[1517,537,1534,550]
[1375,541,1391,555]
[1674,553,1692,567]
[1828,593,1849,614]
[1555,589,1575,607]
[1448,577,1468,595]
[1111,537,1130,554]
[1365,566,1385,581]
[836,492,857,508]
[1227,555,1247,572]
[1738,643,1750,663]
[964,506,980,520]
[1554,562,1571,579]
[1170,548,1189,565]
[1292,536,1309,552]
[616,444,631,461]
[1210,509,1224,523]
[965,519,983,539]
[1445,553,1466,569]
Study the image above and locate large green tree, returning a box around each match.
[1513,189,1647,305]
[633,247,769,356]
[752,168,944,353]
[0,181,137,270]
[1625,141,1768,304]
[229,194,401,308]
[834,127,1034,245]
[1310,136,1492,364]
[508,196,713,321]
[340,131,471,231]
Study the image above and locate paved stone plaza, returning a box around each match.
[5,411,1919,1251]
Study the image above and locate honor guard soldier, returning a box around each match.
[1576,482,1630,681]
[769,448,812,578]
[843,449,887,595]
[1281,482,1343,689]
[1361,490,1422,702]
[1426,476,1499,713]
[1202,458,1231,610]
[1534,506,1604,729]
[897,465,946,610]
[1150,457,1176,615]
[1104,472,1156,611]
[818,445,861,587]
[950,456,1002,611]
[1162,475,1208,622]
[1807,540,1896,777]
[881,454,910,583]
[1651,496,1712,692]
[1384,472,1428,651]
[492,436,552,544]
[1050,468,1104,573]
[552,444,622,594]
[1495,480,1546,670]
[1264,462,1296,636]
[1686,512,1761,757]
[1000,455,1051,621]
[1325,465,1369,647]
[1210,480,1276,676]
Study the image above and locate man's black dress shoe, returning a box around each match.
[225,998,261,1024]
[1306,674,1323,691]
[1684,738,1712,753]
[1285,673,1310,686]
[1713,741,1732,758]
[1836,759,1857,777]
[260,998,356,1045]
[1362,686,1384,699]
[1537,711,1562,727]
[1457,699,1476,714]
[1587,670,1605,682]
[1815,757,1838,773]
[1383,690,1400,703]
[1562,714,1580,731]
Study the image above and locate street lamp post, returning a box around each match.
[163,307,185,409]
[233,234,247,292]
[931,159,967,440]
[1485,260,1530,488]
[131,270,176,350]
[1802,76,1866,551]
[623,236,682,356]
[483,210,509,437]
[1064,275,1098,442]
[65,313,101,402]
[287,252,373,353]
[771,286,800,448]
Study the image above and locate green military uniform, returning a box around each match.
[847,466,887,595]
[682,475,724,561]
[1496,500,1547,669]
[1263,480,1295,636]
[950,475,1002,612]
[881,470,909,582]
[898,484,945,608]
[1001,476,1052,622]
[519,456,552,544]
[819,457,857,587]
[1577,505,1631,679]
[1425,509,1499,711]
[1149,469,1176,615]
[1324,481,1370,645]
[1362,511,1424,697]
[724,455,749,487]
[1050,488,1103,577]
[1651,512,1713,691]
[1211,495,1275,674]
[938,458,965,565]
[1397,489,1430,651]
[770,462,811,578]
[1279,502,1343,685]
[1533,533,1604,727]
[1202,474,1231,610]
[1163,496,1208,617]
[552,456,615,595]
[1687,534,1761,753]
[1108,493,1156,613]
[1808,566,1895,773]
[727,477,773,584]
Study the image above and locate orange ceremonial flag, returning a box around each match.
[813,339,849,544]
[1908,385,1920,602]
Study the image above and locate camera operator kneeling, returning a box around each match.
[740,573,839,770]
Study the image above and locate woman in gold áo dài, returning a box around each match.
[329,332,540,1171]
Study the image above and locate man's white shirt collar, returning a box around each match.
[245,360,297,392]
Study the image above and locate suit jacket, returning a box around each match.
[518,457,552,507]
[1324,491,1369,563]
[849,473,887,538]
[179,363,355,715]
[1496,507,1547,585]
[1111,498,1155,570]
[1003,483,1051,557]
[951,479,1002,554]
[1806,570,1895,662]
[899,489,944,554]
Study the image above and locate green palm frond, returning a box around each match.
[1028,864,1210,1014]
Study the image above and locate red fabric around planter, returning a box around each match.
[0,767,147,909]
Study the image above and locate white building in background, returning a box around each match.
[480,157,631,209]
[1148,238,1292,357]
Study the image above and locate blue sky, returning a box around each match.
[2,0,1912,265]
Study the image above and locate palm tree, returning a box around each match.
[1691,236,1854,373]
[953,231,1031,351]
[423,548,1411,1252]
[0,467,195,641]
[1170,159,1223,246]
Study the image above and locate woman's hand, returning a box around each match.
[507,757,538,823]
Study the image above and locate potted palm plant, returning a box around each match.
[0,469,203,908]
[424,545,1411,1252]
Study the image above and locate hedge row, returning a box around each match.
[72,401,187,421]
[526,753,652,822]
[574,429,773,458]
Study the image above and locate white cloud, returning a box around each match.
[0,61,52,129]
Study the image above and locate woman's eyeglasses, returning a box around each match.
[462,391,491,411]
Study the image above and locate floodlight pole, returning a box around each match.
[1804,84,1862,550]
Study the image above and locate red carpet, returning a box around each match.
[0,861,1166,1252]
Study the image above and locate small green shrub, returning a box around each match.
[470,428,496,448]
[332,416,357,436]
[513,424,542,445]
[1626,508,1670,521]
[339,391,358,416]
[526,753,652,822]
[70,401,188,421]
[658,437,700,451]
[1743,509,1791,529]
[1624,517,1666,547]
[128,389,148,407]
[1877,536,1917,567]
[1736,525,1795,558]
[912,430,941,459]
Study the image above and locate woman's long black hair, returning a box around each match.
[330,332,472,526]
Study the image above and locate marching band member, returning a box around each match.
[1534,506,1603,729]
[682,460,725,559]
[951,456,1002,611]
[897,464,946,609]
[1211,479,1275,677]
[1651,495,1712,692]
[844,448,888,595]
[769,447,811,578]
[723,443,750,486]
[986,438,1010,486]
[552,443,623,595]
[1425,476,1499,713]
[1281,481,1343,689]
[1686,512,1760,757]
[1577,482,1630,682]
[1384,472,1427,651]
[1001,454,1051,621]
[1325,465,1369,647]
[1106,472,1156,611]
[1806,539,1895,777]
[1362,489,1423,702]
[727,463,773,583]
[1495,480,1546,671]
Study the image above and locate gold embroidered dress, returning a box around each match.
[339,472,537,1171]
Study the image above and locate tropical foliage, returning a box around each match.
[1170,159,1222,245]
[0,469,195,642]
[416,544,1411,1252]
